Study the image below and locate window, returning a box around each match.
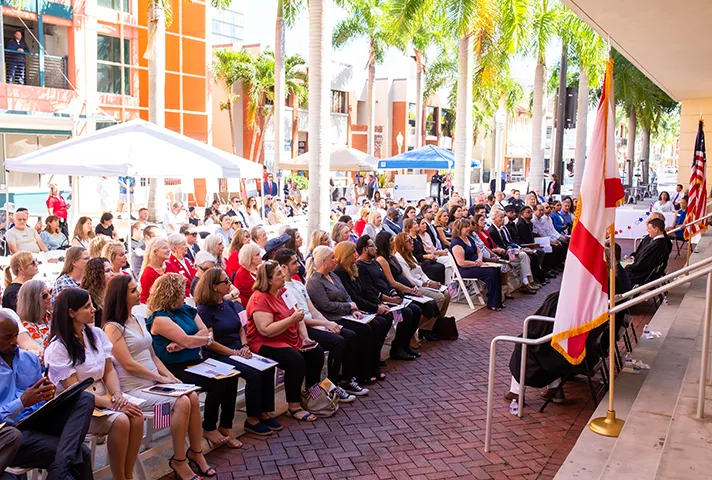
[440,109,454,138]
[408,103,416,135]
[97,35,130,95]
[331,90,347,114]
[98,0,130,12]
[425,106,438,136]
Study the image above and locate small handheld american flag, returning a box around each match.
[308,383,321,400]
[154,401,171,429]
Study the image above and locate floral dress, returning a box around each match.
[22,312,51,347]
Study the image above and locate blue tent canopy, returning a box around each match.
[377,145,481,170]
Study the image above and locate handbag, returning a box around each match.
[433,316,459,340]
[300,379,339,418]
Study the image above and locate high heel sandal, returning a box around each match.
[168,455,203,480]
[186,448,217,477]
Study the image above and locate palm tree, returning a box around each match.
[333,0,389,156]
[274,0,305,178]
[559,8,606,196]
[212,49,251,155]
[308,0,331,232]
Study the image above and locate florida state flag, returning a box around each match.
[551,58,625,364]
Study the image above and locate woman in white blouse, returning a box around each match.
[45,287,144,480]
[245,196,263,226]
[392,232,452,341]
[653,191,675,213]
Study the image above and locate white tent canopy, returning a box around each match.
[281,144,378,172]
[4,119,263,178]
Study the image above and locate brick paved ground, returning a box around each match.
[162,239,681,480]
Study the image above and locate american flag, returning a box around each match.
[154,402,171,429]
[684,120,707,240]
[308,383,321,400]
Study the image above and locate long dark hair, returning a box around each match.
[49,288,98,366]
[448,205,461,224]
[284,228,304,262]
[102,275,133,328]
[375,230,393,259]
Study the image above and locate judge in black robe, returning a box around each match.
[625,218,671,286]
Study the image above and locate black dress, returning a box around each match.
[411,235,446,283]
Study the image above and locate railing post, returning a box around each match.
[697,272,712,418]
[36,0,45,87]
[485,339,497,452]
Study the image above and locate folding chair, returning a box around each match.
[673,237,688,258]
[447,252,486,309]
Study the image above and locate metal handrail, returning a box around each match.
[618,254,712,301]
[484,260,712,452]
[667,211,712,236]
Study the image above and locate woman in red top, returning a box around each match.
[165,233,197,297]
[474,214,506,256]
[139,238,170,303]
[246,260,322,422]
[354,206,369,236]
[233,243,262,306]
[46,183,70,237]
[225,228,251,278]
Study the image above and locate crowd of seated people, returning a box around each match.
[0,183,682,478]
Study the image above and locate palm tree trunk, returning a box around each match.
[274,0,286,176]
[257,112,273,163]
[249,121,259,161]
[529,61,547,194]
[147,0,166,222]
[415,51,423,149]
[627,106,636,185]
[573,68,588,197]
[308,0,331,232]
[367,43,376,155]
[454,36,473,205]
[227,98,236,155]
[641,124,650,184]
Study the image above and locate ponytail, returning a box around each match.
[306,245,332,280]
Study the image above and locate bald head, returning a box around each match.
[0,311,19,356]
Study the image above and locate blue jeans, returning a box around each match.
[6,62,25,85]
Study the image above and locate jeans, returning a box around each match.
[167,359,240,431]
[11,391,95,479]
[258,345,324,404]
[6,62,25,85]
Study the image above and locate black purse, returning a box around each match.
[433,317,458,340]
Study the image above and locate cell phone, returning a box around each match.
[148,386,175,393]
[299,342,318,352]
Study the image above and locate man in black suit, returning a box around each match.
[180,224,200,262]
[516,206,556,277]
[366,173,378,200]
[420,204,442,249]
[490,209,547,284]
[625,218,672,286]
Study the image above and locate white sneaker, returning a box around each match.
[334,386,356,403]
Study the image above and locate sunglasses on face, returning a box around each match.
[214,278,230,286]
[186,232,197,236]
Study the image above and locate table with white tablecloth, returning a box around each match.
[615,209,676,239]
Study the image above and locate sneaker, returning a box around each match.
[334,386,356,403]
[340,378,369,396]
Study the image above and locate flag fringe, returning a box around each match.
[551,310,610,365]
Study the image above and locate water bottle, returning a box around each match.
[643,325,650,335]
[509,399,518,415]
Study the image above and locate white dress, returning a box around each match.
[45,326,123,435]
[653,201,674,213]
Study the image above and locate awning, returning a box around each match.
[378,145,481,170]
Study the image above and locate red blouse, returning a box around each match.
[140,266,162,303]
[165,254,196,297]
[46,194,68,219]
[354,218,367,236]
[225,250,240,279]
[477,231,498,251]
[246,289,301,352]
[233,266,257,307]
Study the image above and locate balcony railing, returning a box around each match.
[4,50,69,89]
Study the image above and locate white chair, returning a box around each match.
[5,467,44,480]
[448,252,486,309]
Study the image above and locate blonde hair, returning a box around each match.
[333,241,357,279]
[359,206,370,219]
[435,209,449,226]
[59,246,87,277]
[305,245,332,279]
[88,235,109,258]
[308,230,329,254]
[394,233,417,269]
[203,234,225,266]
[141,238,168,276]
[102,240,125,267]
[4,251,34,287]
[367,209,381,225]
[238,243,261,270]
[147,273,186,313]
[228,228,250,256]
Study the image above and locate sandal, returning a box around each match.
[217,429,243,449]
[201,432,228,450]
[375,372,386,381]
[287,408,317,422]
[169,455,203,480]
[186,448,217,477]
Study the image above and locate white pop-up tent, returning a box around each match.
[4,119,264,178]
[281,144,378,172]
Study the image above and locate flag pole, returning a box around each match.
[589,226,625,437]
